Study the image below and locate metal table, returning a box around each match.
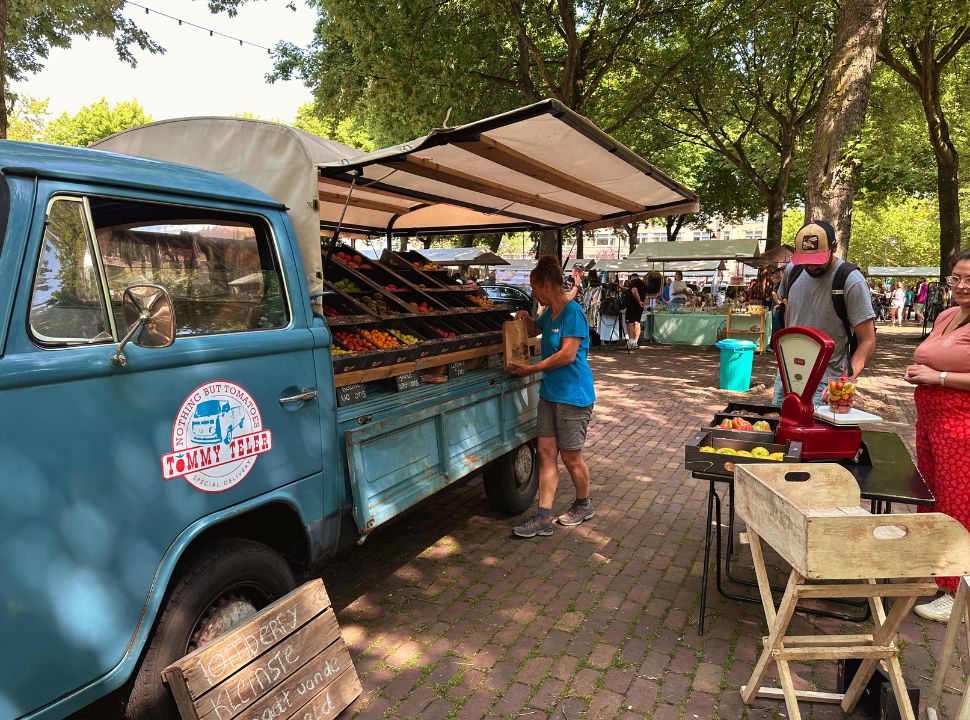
[695,430,934,635]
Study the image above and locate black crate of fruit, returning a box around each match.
[684,428,801,478]
[418,319,466,353]
[429,289,480,308]
[718,402,782,421]
[316,289,378,325]
[389,320,442,359]
[327,244,378,270]
[710,414,780,433]
[324,264,415,314]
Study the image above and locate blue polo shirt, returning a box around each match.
[535,302,595,407]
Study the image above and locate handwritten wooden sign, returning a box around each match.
[162,580,360,720]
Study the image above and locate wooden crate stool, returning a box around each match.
[733,463,970,720]
[927,576,970,720]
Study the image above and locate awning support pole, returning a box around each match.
[322,171,360,271]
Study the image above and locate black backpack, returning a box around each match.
[600,283,623,315]
[781,261,865,374]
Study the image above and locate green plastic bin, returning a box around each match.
[715,339,757,392]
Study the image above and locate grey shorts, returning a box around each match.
[537,397,594,450]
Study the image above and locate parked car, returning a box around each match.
[482,284,535,314]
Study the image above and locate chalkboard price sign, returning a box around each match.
[394,372,420,392]
[337,383,367,407]
[162,580,361,720]
[447,361,466,379]
[487,353,503,369]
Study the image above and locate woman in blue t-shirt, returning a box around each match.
[506,255,596,538]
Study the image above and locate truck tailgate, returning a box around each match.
[344,375,538,536]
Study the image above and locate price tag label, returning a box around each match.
[336,383,367,407]
[487,353,503,369]
[394,372,421,392]
[447,360,466,379]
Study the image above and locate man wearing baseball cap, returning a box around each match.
[772,220,877,405]
[564,261,586,306]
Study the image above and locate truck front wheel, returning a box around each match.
[483,441,539,515]
[125,538,295,720]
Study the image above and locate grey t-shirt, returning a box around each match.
[780,259,875,379]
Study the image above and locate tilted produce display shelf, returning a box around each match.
[376,251,449,289]
[333,343,506,388]
[323,261,418,314]
[390,250,465,287]
[316,287,379,326]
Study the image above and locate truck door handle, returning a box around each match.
[279,389,318,404]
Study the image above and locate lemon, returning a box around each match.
[768,452,785,461]
[751,446,770,457]
[716,448,737,455]
[735,450,753,457]
[699,446,716,453]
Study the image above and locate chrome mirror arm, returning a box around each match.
[110,310,149,367]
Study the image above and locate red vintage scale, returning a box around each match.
[772,325,862,460]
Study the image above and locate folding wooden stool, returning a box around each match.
[733,463,970,720]
[927,576,970,720]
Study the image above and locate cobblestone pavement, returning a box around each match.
[323,325,965,720]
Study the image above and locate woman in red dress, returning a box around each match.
[904,248,970,622]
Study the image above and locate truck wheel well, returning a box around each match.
[186,502,310,578]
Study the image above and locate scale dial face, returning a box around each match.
[776,332,827,398]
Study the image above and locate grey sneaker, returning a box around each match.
[557,499,594,526]
[513,513,554,537]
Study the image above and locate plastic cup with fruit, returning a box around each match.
[827,376,856,414]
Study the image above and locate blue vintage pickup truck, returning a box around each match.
[2,101,696,720]
[0,141,541,720]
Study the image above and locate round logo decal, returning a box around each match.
[161,381,272,492]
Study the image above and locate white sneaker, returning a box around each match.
[914,593,955,623]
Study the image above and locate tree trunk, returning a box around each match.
[0,0,7,138]
[536,229,559,259]
[938,157,962,276]
[575,229,584,259]
[765,191,786,250]
[805,0,889,256]
[666,215,686,241]
[922,61,962,276]
[486,233,503,253]
[624,222,640,254]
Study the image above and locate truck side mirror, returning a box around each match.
[111,285,176,367]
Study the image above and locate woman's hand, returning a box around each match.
[514,310,531,321]
[506,361,535,376]
[904,363,942,386]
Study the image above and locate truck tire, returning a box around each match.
[483,441,539,515]
[125,538,295,720]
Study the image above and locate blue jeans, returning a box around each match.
[772,372,826,406]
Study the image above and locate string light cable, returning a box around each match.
[125,1,275,54]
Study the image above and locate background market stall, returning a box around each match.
[613,240,772,350]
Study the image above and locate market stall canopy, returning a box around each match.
[867,266,940,278]
[625,239,761,263]
[616,259,724,273]
[418,248,510,266]
[746,244,793,267]
[590,260,625,273]
[93,104,696,290]
[315,99,698,238]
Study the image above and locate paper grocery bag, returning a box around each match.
[503,319,532,370]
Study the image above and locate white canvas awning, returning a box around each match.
[316,99,698,238]
[867,266,940,278]
[625,239,761,263]
[93,101,697,290]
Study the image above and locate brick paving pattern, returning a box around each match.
[322,326,965,719]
